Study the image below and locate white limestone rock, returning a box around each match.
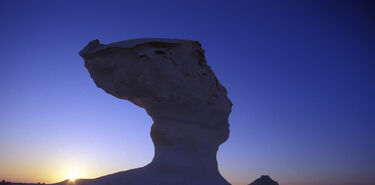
[76,38,232,185]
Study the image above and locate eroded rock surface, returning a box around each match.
[76,38,232,185]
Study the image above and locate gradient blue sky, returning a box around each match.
[1,1,374,185]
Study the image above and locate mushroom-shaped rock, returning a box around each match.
[77,38,232,185]
[248,175,279,185]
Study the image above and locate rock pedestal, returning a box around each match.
[78,38,232,185]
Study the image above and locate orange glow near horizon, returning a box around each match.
[0,154,146,184]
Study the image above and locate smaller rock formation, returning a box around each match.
[248,175,279,185]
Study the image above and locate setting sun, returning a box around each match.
[66,172,79,182]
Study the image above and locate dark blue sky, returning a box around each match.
[0,1,374,185]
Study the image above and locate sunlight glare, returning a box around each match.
[66,172,79,182]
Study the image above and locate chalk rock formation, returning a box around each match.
[78,38,232,185]
[248,175,279,185]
